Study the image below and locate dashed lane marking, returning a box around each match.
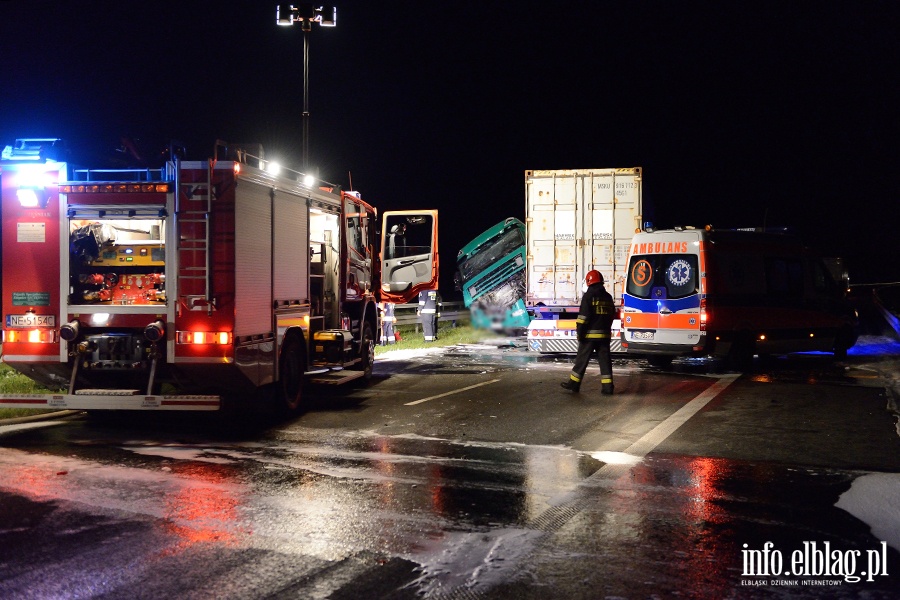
[404,378,502,406]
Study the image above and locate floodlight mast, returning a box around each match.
[276,4,337,171]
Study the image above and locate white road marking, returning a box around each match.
[405,378,502,406]
[624,373,740,457]
[586,373,741,481]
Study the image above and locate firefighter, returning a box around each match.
[417,289,441,342]
[380,302,396,345]
[561,270,615,394]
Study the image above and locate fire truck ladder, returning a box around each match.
[177,166,214,312]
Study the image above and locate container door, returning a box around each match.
[583,169,642,305]
[380,210,439,303]
[526,174,578,307]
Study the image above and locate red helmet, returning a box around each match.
[585,270,603,286]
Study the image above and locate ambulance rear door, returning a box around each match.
[622,231,702,350]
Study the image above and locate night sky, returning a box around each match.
[2,1,898,293]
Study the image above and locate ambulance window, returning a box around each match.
[663,255,699,299]
[626,255,656,299]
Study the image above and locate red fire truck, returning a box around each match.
[0,138,438,413]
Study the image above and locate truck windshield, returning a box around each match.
[458,227,524,282]
[626,254,699,300]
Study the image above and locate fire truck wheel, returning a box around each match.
[353,321,375,382]
[280,335,306,413]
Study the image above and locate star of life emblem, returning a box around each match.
[667,259,692,287]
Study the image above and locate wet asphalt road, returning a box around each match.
[1,341,899,599]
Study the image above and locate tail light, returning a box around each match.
[699,299,708,331]
[176,331,232,345]
[4,329,58,343]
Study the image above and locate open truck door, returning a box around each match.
[380,210,439,303]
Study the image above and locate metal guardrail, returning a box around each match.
[392,301,467,328]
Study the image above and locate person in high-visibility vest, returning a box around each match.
[561,270,615,394]
[417,290,441,342]
[379,302,396,345]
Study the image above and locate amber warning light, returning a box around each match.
[176,331,232,345]
[60,183,170,193]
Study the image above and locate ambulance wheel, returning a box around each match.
[280,335,306,413]
[353,321,375,382]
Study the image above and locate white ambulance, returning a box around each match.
[620,226,859,369]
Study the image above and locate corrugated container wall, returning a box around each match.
[525,168,642,308]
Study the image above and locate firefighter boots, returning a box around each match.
[560,380,580,392]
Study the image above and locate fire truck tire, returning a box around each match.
[353,321,375,382]
[280,334,306,413]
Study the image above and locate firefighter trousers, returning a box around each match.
[569,337,614,392]
[420,314,437,341]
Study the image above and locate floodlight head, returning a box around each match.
[277,4,337,27]
[276,4,296,25]
[318,6,337,26]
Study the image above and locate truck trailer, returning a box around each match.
[0,138,437,413]
[524,168,643,353]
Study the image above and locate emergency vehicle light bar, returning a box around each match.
[60,183,170,193]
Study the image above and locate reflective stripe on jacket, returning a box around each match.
[576,283,615,340]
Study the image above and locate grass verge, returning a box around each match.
[0,360,58,419]
[375,322,498,355]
